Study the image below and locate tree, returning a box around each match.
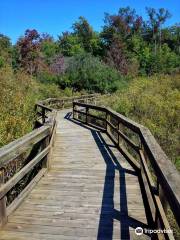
[40,34,58,64]
[73,16,93,52]
[146,7,171,54]
[101,7,143,47]
[157,8,171,49]
[0,34,12,67]
[161,24,180,54]
[0,34,11,51]
[16,29,41,75]
[72,16,103,55]
[105,38,128,75]
[58,32,84,56]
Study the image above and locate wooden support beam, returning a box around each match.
[0,169,7,227]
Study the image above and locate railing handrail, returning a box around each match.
[73,101,180,231]
[38,93,100,106]
[0,125,50,168]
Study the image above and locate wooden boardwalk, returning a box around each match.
[0,109,151,240]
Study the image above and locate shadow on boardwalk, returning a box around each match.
[65,112,151,240]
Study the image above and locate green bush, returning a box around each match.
[101,74,180,170]
[0,67,37,146]
[63,53,126,93]
[148,45,180,74]
[37,71,59,85]
[0,66,76,146]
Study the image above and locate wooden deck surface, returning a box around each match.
[0,109,151,240]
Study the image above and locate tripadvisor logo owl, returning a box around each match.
[135,227,143,235]
[135,227,173,235]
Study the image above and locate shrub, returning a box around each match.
[63,53,126,93]
[0,67,37,146]
[0,66,76,146]
[101,74,180,170]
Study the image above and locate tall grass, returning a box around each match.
[0,67,75,147]
[100,74,180,170]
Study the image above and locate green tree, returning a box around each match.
[146,7,171,54]
[40,34,58,64]
[73,16,93,52]
[73,16,103,55]
[0,34,12,67]
[162,24,180,54]
[58,32,84,56]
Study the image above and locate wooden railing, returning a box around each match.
[35,94,99,125]
[0,103,56,227]
[38,93,99,111]
[0,94,99,227]
[73,101,180,240]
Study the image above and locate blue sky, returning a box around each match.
[0,0,179,44]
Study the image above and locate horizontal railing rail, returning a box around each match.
[73,101,180,240]
[38,93,100,110]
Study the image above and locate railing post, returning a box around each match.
[34,104,37,113]
[42,108,46,124]
[0,169,7,227]
[94,97,96,105]
[118,122,120,146]
[34,104,38,128]
[154,182,168,240]
[159,184,168,214]
[86,107,89,124]
[73,102,75,119]
[106,111,109,134]
[41,135,50,169]
[73,102,77,120]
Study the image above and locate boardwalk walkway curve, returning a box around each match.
[0,94,179,240]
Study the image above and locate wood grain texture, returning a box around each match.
[0,109,151,240]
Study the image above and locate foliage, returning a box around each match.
[61,53,125,93]
[58,17,103,57]
[49,54,66,75]
[73,16,102,55]
[105,38,128,75]
[5,6,179,78]
[0,34,12,67]
[58,32,84,56]
[40,34,58,64]
[101,74,180,169]
[0,66,37,146]
[73,16,94,52]
[146,7,171,52]
[101,7,143,47]
[16,29,41,75]
[0,66,74,147]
